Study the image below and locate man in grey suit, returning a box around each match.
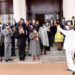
[2,24,13,62]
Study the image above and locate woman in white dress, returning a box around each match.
[39,24,49,55]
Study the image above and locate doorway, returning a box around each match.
[35,14,45,23]
[26,0,63,21]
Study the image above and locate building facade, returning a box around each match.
[0,0,75,24]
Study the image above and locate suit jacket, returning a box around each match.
[2,29,13,43]
[15,31,26,46]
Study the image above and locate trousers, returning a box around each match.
[66,50,75,71]
[4,43,12,60]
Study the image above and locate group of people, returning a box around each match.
[0,17,75,74]
[0,18,61,62]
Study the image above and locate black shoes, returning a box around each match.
[0,57,2,61]
[28,54,31,56]
[67,69,73,71]
[19,58,25,61]
[19,57,25,61]
[67,69,75,75]
[72,72,75,75]
[8,59,13,61]
[5,59,13,62]
[5,59,8,62]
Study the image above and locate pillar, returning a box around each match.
[13,0,27,22]
[63,0,75,20]
[21,0,27,22]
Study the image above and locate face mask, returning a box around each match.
[33,30,37,33]
[6,26,10,29]
[57,30,60,32]
[43,26,46,27]
[46,23,49,26]
[67,22,71,26]
[21,20,23,23]
[65,26,69,30]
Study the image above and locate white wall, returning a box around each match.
[63,0,75,20]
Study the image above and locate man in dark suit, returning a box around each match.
[16,21,26,61]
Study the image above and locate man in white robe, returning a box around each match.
[58,25,75,74]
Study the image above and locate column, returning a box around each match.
[13,0,21,22]
[13,0,27,22]
[63,0,75,20]
[21,0,27,22]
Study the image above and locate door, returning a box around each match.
[35,14,45,24]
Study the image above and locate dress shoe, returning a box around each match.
[28,54,31,56]
[44,51,47,55]
[20,59,25,61]
[72,72,75,75]
[67,69,72,71]
[8,59,13,61]
[5,59,8,62]
[0,58,2,61]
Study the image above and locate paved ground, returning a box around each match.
[0,63,72,75]
[0,45,73,75]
